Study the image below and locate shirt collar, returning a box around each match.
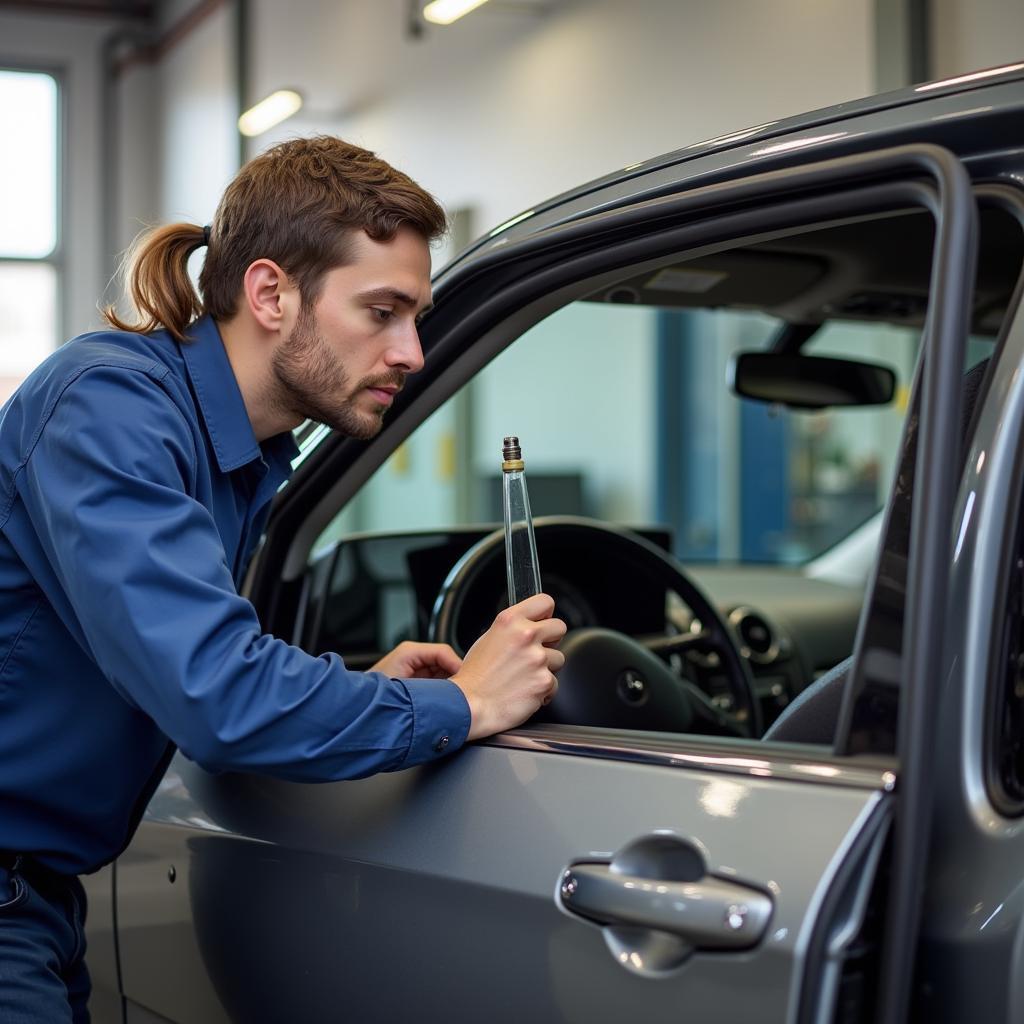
[180,315,299,474]
[263,430,301,485]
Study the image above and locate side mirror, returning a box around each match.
[729,352,896,409]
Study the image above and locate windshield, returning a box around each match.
[318,301,922,566]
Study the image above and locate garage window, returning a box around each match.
[0,68,60,406]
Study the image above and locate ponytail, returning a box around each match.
[103,222,209,343]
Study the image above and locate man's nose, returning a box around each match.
[385,322,425,373]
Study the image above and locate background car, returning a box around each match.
[85,65,1024,1023]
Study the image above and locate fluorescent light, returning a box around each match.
[238,90,303,138]
[423,0,490,25]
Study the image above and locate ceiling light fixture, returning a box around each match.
[423,0,491,26]
[238,89,303,138]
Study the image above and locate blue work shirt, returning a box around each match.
[0,315,471,875]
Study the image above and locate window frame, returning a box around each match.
[256,155,974,747]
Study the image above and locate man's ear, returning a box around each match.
[241,259,299,333]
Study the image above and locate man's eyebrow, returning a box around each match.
[357,287,433,315]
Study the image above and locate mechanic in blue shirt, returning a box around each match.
[0,136,566,1023]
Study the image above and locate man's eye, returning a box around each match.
[371,308,394,322]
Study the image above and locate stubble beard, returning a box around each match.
[269,305,403,440]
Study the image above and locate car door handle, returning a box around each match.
[560,862,772,949]
[557,833,774,975]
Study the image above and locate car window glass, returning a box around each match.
[294,197,1024,753]
[318,307,917,567]
[305,293,920,741]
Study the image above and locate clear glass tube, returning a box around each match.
[502,437,541,605]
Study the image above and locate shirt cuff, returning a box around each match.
[395,676,472,769]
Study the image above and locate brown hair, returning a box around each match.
[104,136,447,342]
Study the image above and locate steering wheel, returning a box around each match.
[429,517,762,738]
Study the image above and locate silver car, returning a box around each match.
[85,63,1024,1024]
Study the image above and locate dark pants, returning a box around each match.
[0,857,91,1023]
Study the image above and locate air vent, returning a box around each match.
[728,607,781,664]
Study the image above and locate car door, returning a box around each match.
[101,144,980,1024]
[902,185,1024,1022]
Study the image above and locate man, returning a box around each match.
[0,136,565,1022]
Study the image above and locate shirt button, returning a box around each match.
[435,735,450,753]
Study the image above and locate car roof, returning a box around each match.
[441,62,1024,278]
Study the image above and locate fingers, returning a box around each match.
[509,592,556,620]
[425,643,463,677]
[495,599,566,646]
[456,592,568,739]
[534,616,567,646]
[374,641,463,679]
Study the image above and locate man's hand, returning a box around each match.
[371,641,463,680]
[451,593,567,741]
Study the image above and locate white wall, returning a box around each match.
[254,0,876,242]
[111,0,237,305]
[931,0,1024,81]
[113,59,159,261]
[154,3,237,225]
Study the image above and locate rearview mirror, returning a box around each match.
[729,352,896,409]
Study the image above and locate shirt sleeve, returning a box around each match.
[16,365,471,780]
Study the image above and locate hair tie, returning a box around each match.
[202,225,212,247]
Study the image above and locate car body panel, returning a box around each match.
[114,747,890,1023]
[80,864,123,1023]
[909,244,1024,1022]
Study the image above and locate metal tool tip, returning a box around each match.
[502,436,522,460]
